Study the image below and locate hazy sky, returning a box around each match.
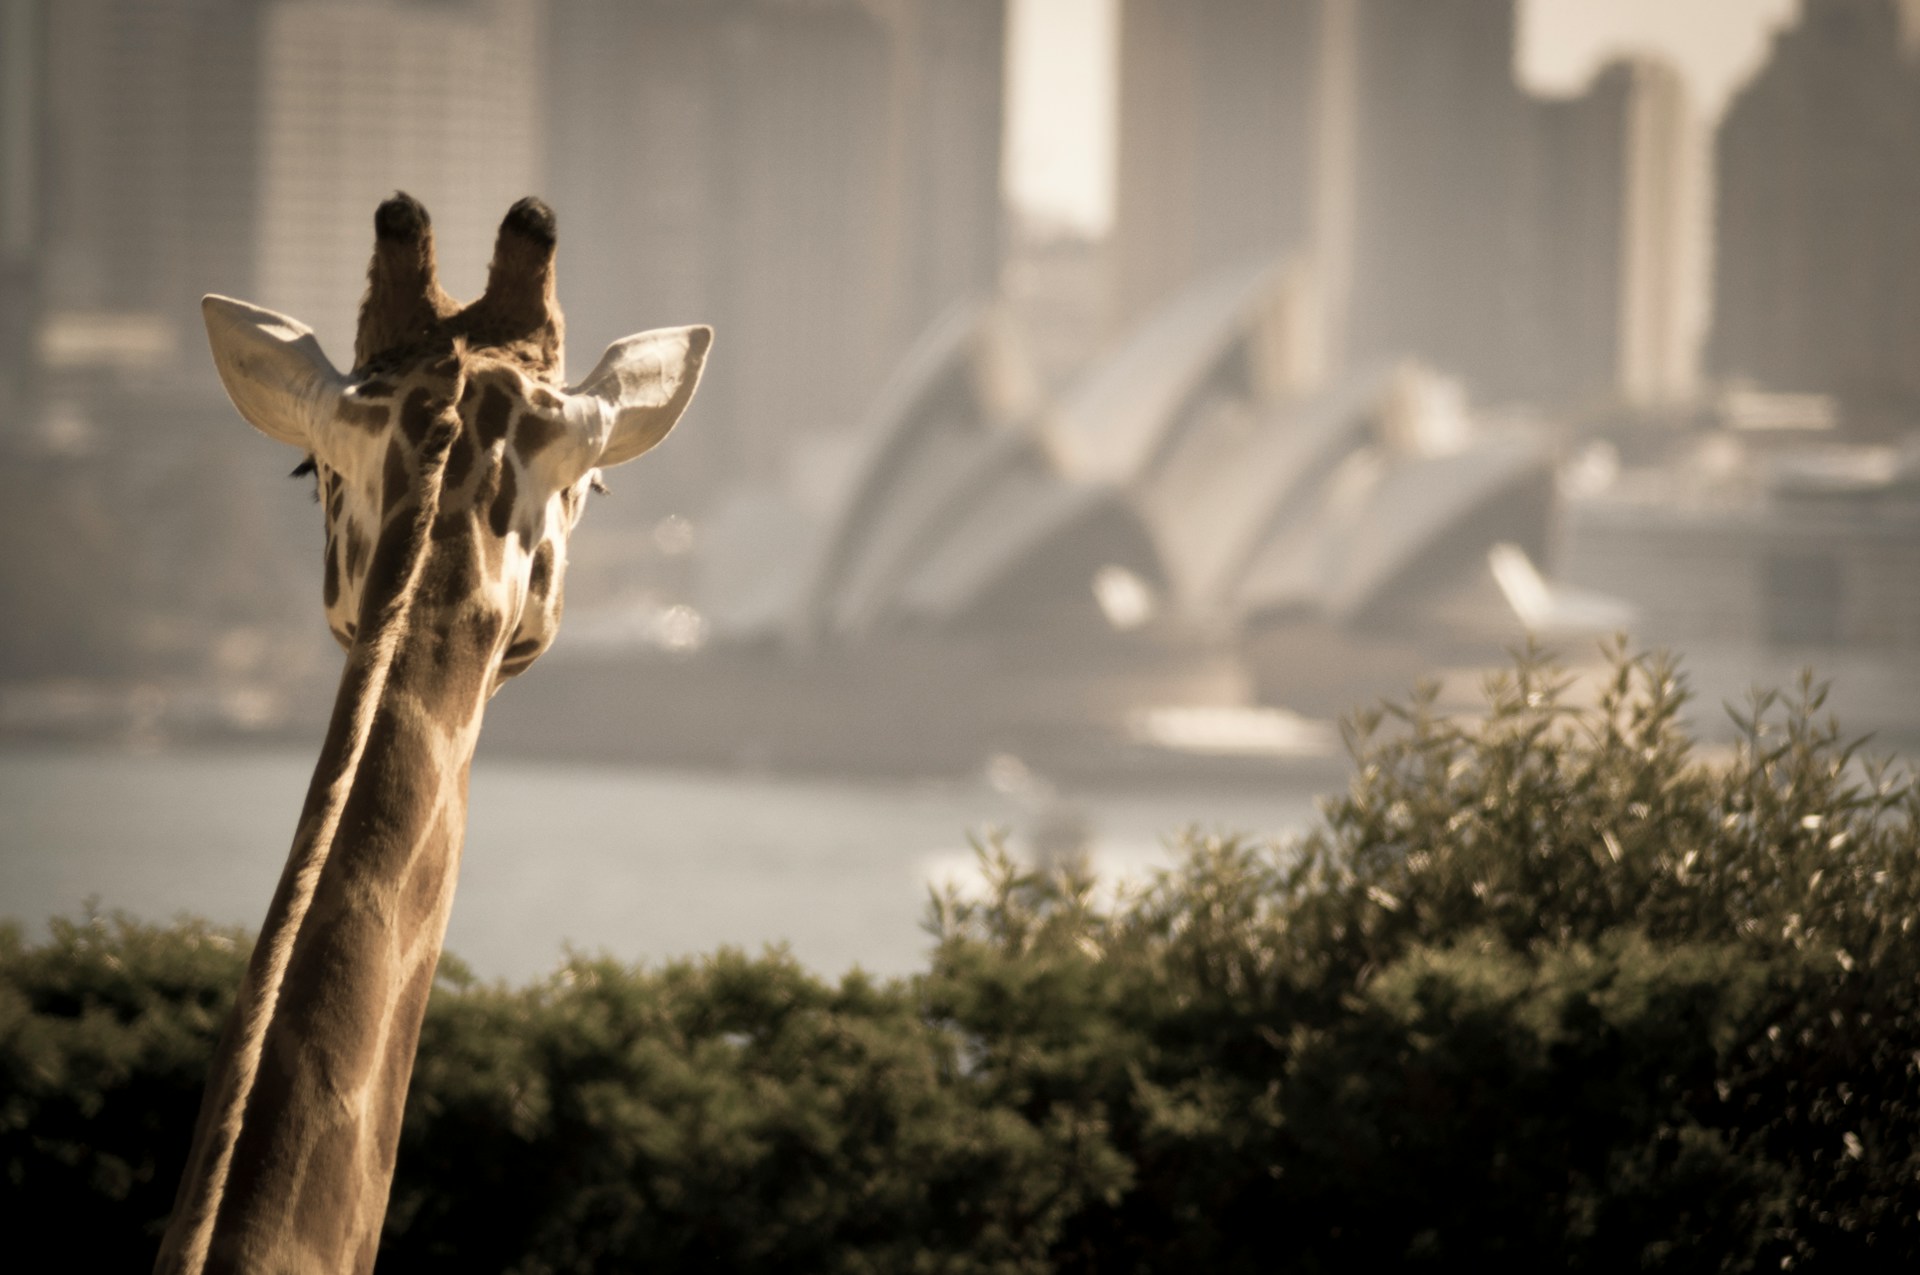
[1006,0,1803,234]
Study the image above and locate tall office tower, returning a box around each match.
[893,1,1006,351]
[34,0,262,381]
[547,0,1006,494]
[1109,0,1335,330]
[1518,57,1706,407]
[1109,0,1579,403]
[1343,0,1535,399]
[255,0,545,359]
[0,0,45,409]
[1612,58,1707,406]
[1710,0,1920,419]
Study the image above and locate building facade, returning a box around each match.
[254,0,546,357]
[1106,0,1707,412]
[1518,57,1705,408]
[1109,0,1333,330]
[547,0,1006,495]
[32,0,262,386]
[1710,0,1920,422]
[0,0,46,410]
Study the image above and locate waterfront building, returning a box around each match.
[1711,0,1920,423]
[32,0,261,387]
[254,0,545,357]
[1109,0,1334,332]
[547,0,1007,493]
[1519,56,1706,408]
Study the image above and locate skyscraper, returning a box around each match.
[1343,0,1533,397]
[1109,0,1333,329]
[34,0,262,382]
[254,0,545,358]
[1710,0,1920,420]
[1612,58,1706,407]
[546,0,1007,493]
[1518,57,1706,408]
[1107,0,1706,410]
[0,0,46,409]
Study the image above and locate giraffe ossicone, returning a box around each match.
[156,194,709,1275]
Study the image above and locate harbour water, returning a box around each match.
[0,747,1325,980]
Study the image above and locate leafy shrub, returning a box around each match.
[924,647,1920,1271]
[0,912,247,1266]
[5,646,1917,1270]
[386,950,1109,1273]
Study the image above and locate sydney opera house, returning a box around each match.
[499,253,1575,777]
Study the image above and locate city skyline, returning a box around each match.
[1,0,1915,774]
[1007,0,1802,234]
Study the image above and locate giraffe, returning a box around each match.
[154,193,710,1275]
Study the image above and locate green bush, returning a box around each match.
[5,647,1917,1270]
[0,912,247,1266]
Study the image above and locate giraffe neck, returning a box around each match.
[158,395,506,1275]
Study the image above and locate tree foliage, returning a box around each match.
[6,646,1918,1270]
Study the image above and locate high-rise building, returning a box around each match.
[1613,58,1707,406]
[1710,0,1920,420]
[1109,0,1334,330]
[1108,0,1539,399]
[34,0,262,382]
[0,0,47,409]
[546,0,1006,493]
[1343,0,1534,398]
[1517,57,1706,407]
[1107,0,1707,410]
[254,0,545,359]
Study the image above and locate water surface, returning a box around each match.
[1,747,1322,979]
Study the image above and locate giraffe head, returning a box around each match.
[202,193,709,691]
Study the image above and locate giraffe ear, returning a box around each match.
[568,325,712,467]
[202,295,347,449]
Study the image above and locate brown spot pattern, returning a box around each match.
[292,1114,363,1253]
[324,545,340,607]
[399,832,451,935]
[375,956,438,1165]
[356,379,397,399]
[526,541,554,603]
[487,461,517,539]
[399,387,437,445]
[420,538,480,610]
[514,410,564,459]
[343,703,442,870]
[474,383,513,448]
[290,910,391,1084]
[357,516,422,633]
[382,439,411,512]
[339,400,389,431]
[444,429,475,490]
[345,525,369,577]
